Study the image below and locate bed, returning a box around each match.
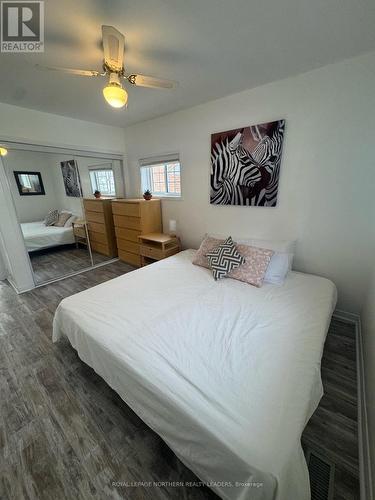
[21,221,75,252]
[52,249,337,500]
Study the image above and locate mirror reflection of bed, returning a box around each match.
[3,149,124,285]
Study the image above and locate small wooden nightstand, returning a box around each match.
[72,220,88,248]
[138,233,180,266]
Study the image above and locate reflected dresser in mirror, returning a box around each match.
[83,198,118,257]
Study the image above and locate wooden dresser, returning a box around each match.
[83,198,118,257]
[112,199,162,267]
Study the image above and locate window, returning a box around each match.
[140,157,181,197]
[89,168,116,196]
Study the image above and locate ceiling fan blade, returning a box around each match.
[35,65,101,77]
[127,74,178,89]
[102,25,125,72]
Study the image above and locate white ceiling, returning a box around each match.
[1,0,375,128]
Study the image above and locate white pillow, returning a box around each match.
[235,238,296,254]
[208,233,296,268]
[64,215,77,227]
[264,252,292,285]
[237,239,295,271]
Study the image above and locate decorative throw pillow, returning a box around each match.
[54,211,72,227]
[192,235,224,269]
[206,237,245,280]
[228,244,274,287]
[64,214,77,227]
[44,209,59,226]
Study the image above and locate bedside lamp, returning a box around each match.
[169,219,177,237]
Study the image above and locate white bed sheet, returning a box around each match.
[21,221,75,251]
[53,249,337,500]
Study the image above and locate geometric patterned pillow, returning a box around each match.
[206,236,245,280]
[44,209,59,226]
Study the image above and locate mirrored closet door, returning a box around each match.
[2,146,124,287]
[74,155,124,268]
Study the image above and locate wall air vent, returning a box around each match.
[306,448,335,500]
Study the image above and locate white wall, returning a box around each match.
[362,269,375,493]
[0,102,125,153]
[3,151,126,223]
[4,151,60,222]
[124,51,375,313]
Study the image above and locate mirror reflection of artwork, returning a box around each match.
[61,159,82,197]
[14,171,45,196]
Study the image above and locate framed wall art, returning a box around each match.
[210,119,285,206]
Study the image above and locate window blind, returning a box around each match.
[139,153,179,167]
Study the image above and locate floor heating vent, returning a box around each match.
[306,449,335,500]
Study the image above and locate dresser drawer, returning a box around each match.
[115,227,141,243]
[90,241,110,256]
[113,214,141,230]
[89,231,108,245]
[118,250,141,267]
[83,200,104,213]
[86,211,105,224]
[117,238,139,254]
[112,202,140,217]
[140,245,164,260]
[88,221,106,234]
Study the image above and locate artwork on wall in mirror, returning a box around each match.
[14,171,45,196]
[60,159,82,197]
[210,119,285,206]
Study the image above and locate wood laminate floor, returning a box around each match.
[0,262,359,500]
[302,318,359,499]
[29,245,114,284]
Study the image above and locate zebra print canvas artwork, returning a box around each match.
[60,160,82,198]
[210,120,285,206]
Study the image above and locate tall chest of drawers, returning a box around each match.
[83,198,118,257]
[111,199,162,267]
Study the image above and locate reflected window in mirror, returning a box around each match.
[14,171,45,196]
[89,166,115,197]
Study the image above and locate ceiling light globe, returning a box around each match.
[0,147,8,156]
[103,84,128,108]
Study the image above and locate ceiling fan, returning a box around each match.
[36,25,178,109]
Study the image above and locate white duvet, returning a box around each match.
[53,249,337,500]
[21,221,75,251]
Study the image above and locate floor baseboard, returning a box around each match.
[333,309,373,500]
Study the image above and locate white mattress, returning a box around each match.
[21,221,75,251]
[53,249,337,500]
